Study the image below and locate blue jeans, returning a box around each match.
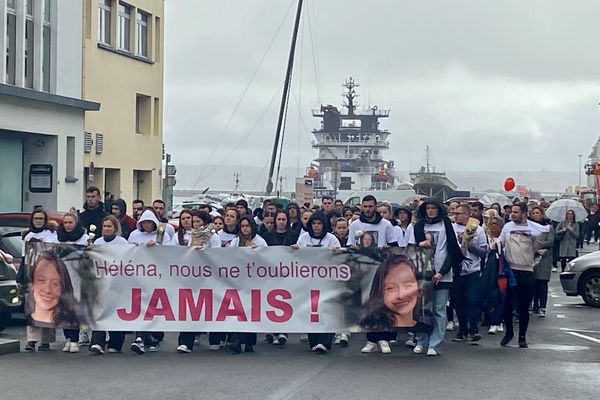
[416,288,449,351]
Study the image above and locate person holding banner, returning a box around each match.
[166,210,218,353]
[262,210,299,247]
[54,212,88,353]
[293,212,340,353]
[89,215,128,355]
[228,216,266,353]
[22,210,58,352]
[127,208,171,354]
[218,209,239,247]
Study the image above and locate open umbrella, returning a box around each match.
[545,199,588,222]
[479,193,512,208]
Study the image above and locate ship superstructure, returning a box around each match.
[310,77,395,191]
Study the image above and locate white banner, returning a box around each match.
[24,243,434,333]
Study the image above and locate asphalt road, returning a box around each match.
[1,245,599,400]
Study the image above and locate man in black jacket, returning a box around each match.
[79,187,109,233]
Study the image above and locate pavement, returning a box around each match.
[1,244,599,400]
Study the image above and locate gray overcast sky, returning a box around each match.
[163,0,600,190]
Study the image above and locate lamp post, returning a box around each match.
[579,154,582,190]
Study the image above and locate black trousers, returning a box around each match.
[208,332,230,346]
[308,333,335,350]
[366,332,396,342]
[230,333,257,346]
[178,332,197,350]
[532,280,548,310]
[63,328,79,342]
[503,270,534,339]
[91,331,126,351]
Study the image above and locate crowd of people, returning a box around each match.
[19,186,589,357]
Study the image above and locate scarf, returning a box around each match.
[360,211,383,225]
[57,224,86,242]
[103,234,117,243]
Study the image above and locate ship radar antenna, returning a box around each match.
[342,77,359,115]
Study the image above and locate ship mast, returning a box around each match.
[264,0,304,196]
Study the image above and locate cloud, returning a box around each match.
[163,0,600,191]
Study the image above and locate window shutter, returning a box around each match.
[84,132,93,153]
[95,133,104,154]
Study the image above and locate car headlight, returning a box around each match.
[565,261,576,272]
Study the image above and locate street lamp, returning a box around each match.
[579,154,582,190]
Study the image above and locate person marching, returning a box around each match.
[228,216,267,353]
[127,208,171,354]
[54,212,88,353]
[21,210,58,352]
[89,215,128,355]
[293,212,340,353]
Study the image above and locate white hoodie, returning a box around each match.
[128,209,171,245]
[168,230,221,248]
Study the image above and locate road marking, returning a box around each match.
[556,314,566,318]
[550,295,560,298]
[560,328,600,334]
[565,331,600,344]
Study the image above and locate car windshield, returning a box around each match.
[1,234,24,258]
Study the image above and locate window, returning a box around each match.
[154,16,161,62]
[136,94,151,134]
[25,3,35,89]
[153,98,160,136]
[118,3,131,51]
[136,10,148,57]
[42,0,52,92]
[66,137,76,178]
[98,0,111,44]
[5,2,16,85]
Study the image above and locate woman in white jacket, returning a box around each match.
[22,209,58,352]
[89,215,128,355]
[127,208,170,354]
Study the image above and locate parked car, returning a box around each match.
[560,251,600,307]
[0,212,65,228]
[0,226,25,270]
[0,250,21,332]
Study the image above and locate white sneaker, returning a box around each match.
[90,344,104,355]
[177,345,192,353]
[426,348,439,356]
[130,337,145,355]
[272,337,280,345]
[148,343,160,352]
[446,321,455,331]
[107,348,120,353]
[497,324,504,333]
[62,340,71,352]
[299,334,308,342]
[413,344,426,354]
[78,331,91,346]
[379,340,392,354]
[311,344,327,353]
[361,341,378,353]
[208,344,220,351]
[338,333,349,347]
[334,334,342,345]
[488,325,498,335]
[277,334,288,345]
[552,267,558,272]
[69,342,79,353]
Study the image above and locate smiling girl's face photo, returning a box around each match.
[382,263,419,325]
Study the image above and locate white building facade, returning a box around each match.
[0,0,99,212]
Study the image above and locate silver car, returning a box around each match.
[560,251,600,307]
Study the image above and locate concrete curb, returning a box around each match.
[0,338,20,355]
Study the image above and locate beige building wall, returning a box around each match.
[82,0,164,206]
